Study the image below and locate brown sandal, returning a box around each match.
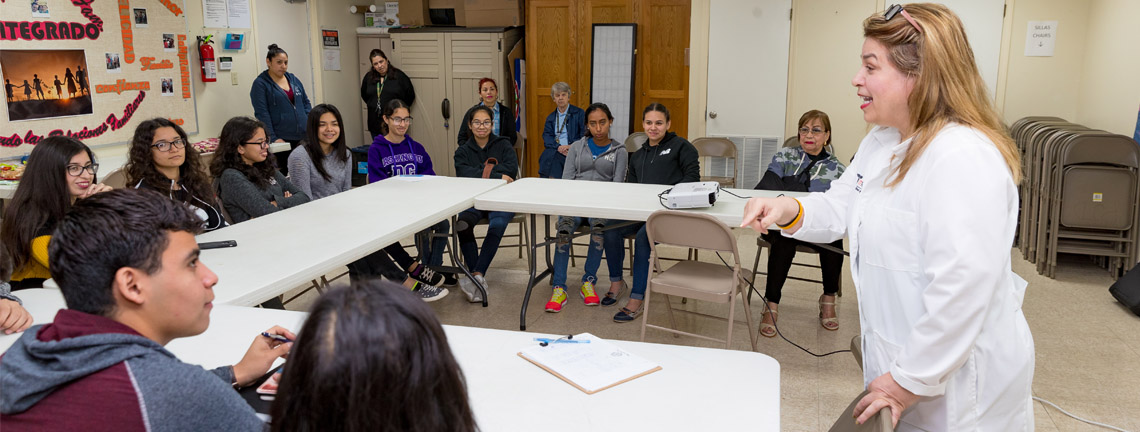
[819,294,839,331]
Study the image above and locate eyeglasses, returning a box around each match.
[243,139,270,149]
[799,127,826,136]
[884,4,923,34]
[471,120,493,128]
[66,163,98,177]
[151,138,185,152]
[389,116,413,125]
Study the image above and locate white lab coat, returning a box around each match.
[790,124,1034,431]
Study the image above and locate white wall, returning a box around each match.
[1076,0,1140,136]
[92,0,369,161]
[689,0,1140,165]
[783,0,878,163]
[998,0,1090,126]
[311,0,368,148]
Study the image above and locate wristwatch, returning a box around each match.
[230,365,241,390]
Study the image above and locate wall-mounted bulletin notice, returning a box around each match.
[0,0,198,157]
[201,0,250,29]
[1025,21,1057,57]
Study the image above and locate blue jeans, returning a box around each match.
[416,219,450,267]
[457,208,514,275]
[604,221,650,300]
[551,216,621,289]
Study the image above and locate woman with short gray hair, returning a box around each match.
[540,82,586,178]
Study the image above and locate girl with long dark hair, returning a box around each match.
[1,136,112,289]
[287,104,351,199]
[271,281,476,432]
[210,116,309,224]
[125,118,227,232]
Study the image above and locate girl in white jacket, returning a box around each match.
[742,4,1033,431]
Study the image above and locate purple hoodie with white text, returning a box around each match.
[367,134,435,183]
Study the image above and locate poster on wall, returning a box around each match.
[0,0,197,156]
[1,49,92,122]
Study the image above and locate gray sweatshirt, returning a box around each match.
[216,168,311,223]
[286,146,352,200]
[0,309,264,431]
[561,136,628,182]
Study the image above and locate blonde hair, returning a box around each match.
[863,3,1020,186]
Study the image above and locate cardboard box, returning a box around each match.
[397,0,431,26]
[380,2,401,26]
[463,0,521,27]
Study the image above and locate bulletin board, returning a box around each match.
[0,0,198,159]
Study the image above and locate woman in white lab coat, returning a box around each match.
[742,4,1034,431]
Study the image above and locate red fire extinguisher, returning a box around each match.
[198,35,217,83]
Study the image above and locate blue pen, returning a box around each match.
[261,332,293,343]
[533,337,590,344]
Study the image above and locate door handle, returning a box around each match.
[709,111,718,119]
[442,98,450,128]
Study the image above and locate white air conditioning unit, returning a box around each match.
[706,135,781,189]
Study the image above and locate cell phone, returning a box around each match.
[198,240,238,249]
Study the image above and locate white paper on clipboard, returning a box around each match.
[518,333,661,394]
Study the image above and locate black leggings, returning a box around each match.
[763,234,843,304]
[346,242,416,282]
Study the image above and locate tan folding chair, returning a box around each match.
[624,132,647,154]
[829,390,895,432]
[101,167,128,189]
[640,210,757,350]
[750,236,843,297]
[692,137,737,188]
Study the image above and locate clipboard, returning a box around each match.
[517,333,662,394]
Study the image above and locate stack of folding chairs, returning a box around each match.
[1012,117,1140,279]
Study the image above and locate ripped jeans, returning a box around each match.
[551,216,620,289]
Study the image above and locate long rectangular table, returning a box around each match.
[473,178,808,330]
[197,175,505,306]
[1,289,781,431]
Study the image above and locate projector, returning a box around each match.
[664,182,720,209]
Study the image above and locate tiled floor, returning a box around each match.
[283,225,1140,431]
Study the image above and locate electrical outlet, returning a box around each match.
[231,73,238,86]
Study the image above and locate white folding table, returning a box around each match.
[473,177,808,330]
[197,175,505,306]
[0,292,781,431]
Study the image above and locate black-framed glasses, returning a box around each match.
[471,120,493,128]
[66,163,98,177]
[243,140,270,149]
[799,127,825,136]
[151,138,185,152]
[885,4,923,34]
[389,116,413,125]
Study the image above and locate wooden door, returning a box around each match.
[635,0,690,138]
[525,0,576,177]
[391,33,452,175]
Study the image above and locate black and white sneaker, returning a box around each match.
[412,281,448,302]
[409,264,457,287]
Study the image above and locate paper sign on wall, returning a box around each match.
[1025,21,1057,57]
[322,29,339,48]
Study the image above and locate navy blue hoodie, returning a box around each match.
[250,70,311,142]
